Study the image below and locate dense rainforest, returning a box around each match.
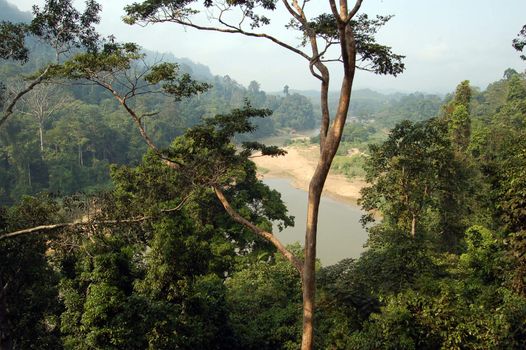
[0,42,318,204]
[1,0,526,349]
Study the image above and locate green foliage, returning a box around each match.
[349,281,526,350]
[448,104,471,150]
[0,195,62,349]
[513,24,526,60]
[441,80,472,152]
[226,250,302,350]
[331,153,366,179]
[459,225,504,283]
[509,231,526,296]
[346,73,526,349]
[340,90,444,128]
[60,235,150,350]
[292,13,405,76]
[360,118,456,236]
[0,21,28,62]
[29,0,101,54]
[270,93,316,130]
[125,0,276,29]
[341,122,378,145]
[316,258,380,349]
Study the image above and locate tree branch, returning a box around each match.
[347,0,363,22]
[0,66,50,127]
[0,195,191,241]
[170,18,311,61]
[213,185,303,273]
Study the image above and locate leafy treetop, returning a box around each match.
[513,24,526,61]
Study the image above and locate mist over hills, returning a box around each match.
[0,0,447,134]
[0,0,444,102]
[0,0,32,22]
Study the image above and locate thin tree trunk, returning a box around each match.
[300,13,357,347]
[78,144,83,167]
[38,123,44,153]
[411,213,417,238]
[301,173,324,350]
[27,163,31,188]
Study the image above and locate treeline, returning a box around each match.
[302,88,444,128]
[0,32,316,204]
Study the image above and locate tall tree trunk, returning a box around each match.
[300,15,356,348]
[411,213,417,238]
[27,163,31,188]
[38,122,44,153]
[300,166,326,349]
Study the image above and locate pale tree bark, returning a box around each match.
[411,213,417,238]
[13,83,70,154]
[0,67,50,128]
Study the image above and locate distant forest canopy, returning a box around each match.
[295,88,444,127]
[0,0,447,204]
[0,0,522,206]
[0,0,315,203]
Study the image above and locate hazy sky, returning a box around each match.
[7,0,526,94]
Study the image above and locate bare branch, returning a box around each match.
[281,0,303,23]
[0,223,79,240]
[328,0,341,22]
[321,58,343,63]
[139,111,160,120]
[213,185,303,273]
[170,18,312,61]
[0,195,192,241]
[346,0,363,23]
[0,67,50,127]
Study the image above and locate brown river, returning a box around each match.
[264,178,368,266]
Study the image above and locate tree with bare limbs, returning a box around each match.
[0,0,101,128]
[14,83,71,153]
[122,1,404,347]
[1,0,404,347]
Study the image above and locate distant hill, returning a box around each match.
[0,0,32,22]
[142,50,214,81]
[0,0,442,128]
[278,88,444,126]
[0,1,215,83]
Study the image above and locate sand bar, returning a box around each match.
[253,145,367,204]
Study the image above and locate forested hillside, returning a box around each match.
[0,1,317,204]
[1,0,526,349]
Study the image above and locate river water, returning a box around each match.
[264,178,368,266]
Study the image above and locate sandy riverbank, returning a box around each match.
[253,145,367,204]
